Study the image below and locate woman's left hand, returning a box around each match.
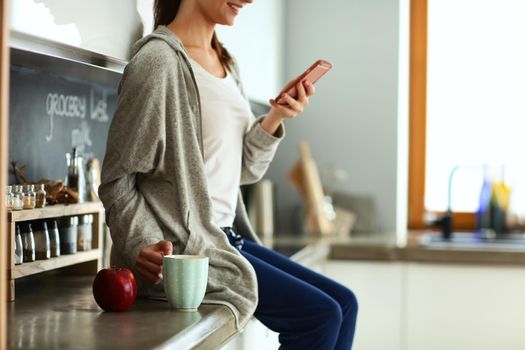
[261,80,316,135]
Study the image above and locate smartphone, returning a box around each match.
[275,59,333,104]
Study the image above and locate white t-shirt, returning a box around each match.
[189,57,254,227]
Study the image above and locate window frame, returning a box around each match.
[408,0,476,230]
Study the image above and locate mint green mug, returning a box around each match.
[163,255,209,311]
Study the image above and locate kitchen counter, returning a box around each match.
[8,241,330,350]
[8,275,236,350]
[271,231,525,266]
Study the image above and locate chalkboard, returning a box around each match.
[8,64,118,184]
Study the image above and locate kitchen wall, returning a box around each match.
[265,0,409,235]
[10,0,143,60]
[216,1,285,103]
[11,0,409,235]
[137,0,285,102]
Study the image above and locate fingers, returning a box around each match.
[280,93,303,114]
[139,247,164,265]
[136,255,162,275]
[156,240,173,256]
[136,264,162,284]
[296,80,309,106]
[304,80,316,96]
[134,239,176,285]
[269,98,300,118]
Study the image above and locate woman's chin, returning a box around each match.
[216,14,237,26]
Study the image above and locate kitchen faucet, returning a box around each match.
[431,165,460,240]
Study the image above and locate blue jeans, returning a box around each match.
[221,227,358,350]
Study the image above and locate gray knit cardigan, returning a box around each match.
[99,25,284,330]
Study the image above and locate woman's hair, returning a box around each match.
[154,0,233,71]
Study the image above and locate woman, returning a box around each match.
[99,0,358,349]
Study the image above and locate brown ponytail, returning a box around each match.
[154,0,233,71]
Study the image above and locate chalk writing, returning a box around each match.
[90,88,109,123]
[45,88,109,142]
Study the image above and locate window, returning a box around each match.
[409,0,525,229]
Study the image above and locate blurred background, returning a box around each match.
[3,0,525,349]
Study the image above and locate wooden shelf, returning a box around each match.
[8,202,103,222]
[6,201,104,301]
[11,249,100,279]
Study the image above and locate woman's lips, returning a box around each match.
[227,2,242,15]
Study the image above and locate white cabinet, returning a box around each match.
[221,319,280,350]
[325,261,405,350]
[405,263,525,350]
[325,260,525,350]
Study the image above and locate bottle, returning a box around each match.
[35,184,46,208]
[59,216,78,254]
[65,148,86,203]
[33,221,51,260]
[21,223,35,262]
[23,184,36,209]
[477,166,492,233]
[47,220,61,257]
[77,214,93,251]
[14,225,23,265]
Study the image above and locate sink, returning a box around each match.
[419,231,525,250]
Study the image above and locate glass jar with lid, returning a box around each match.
[23,184,36,209]
[11,185,24,211]
[35,184,46,208]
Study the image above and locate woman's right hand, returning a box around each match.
[135,240,173,284]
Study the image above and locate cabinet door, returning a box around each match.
[220,319,279,350]
[405,263,525,350]
[325,261,404,350]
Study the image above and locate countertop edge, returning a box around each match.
[153,306,236,350]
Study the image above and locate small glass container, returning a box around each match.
[23,185,36,209]
[15,225,23,265]
[77,214,93,251]
[59,216,78,254]
[33,221,50,260]
[5,185,12,210]
[35,184,46,208]
[11,185,24,211]
[21,223,35,262]
[47,220,61,257]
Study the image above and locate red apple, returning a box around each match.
[92,267,137,312]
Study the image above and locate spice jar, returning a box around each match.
[33,221,50,260]
[47,220,61,257]
[59,216,78,254]
[21,223,35,262]
[15,225,23,265]
[11,185,24,211]
[35,184,46,208]
[77,214,93,251]
[23,185,36,209]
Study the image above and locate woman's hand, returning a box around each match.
[135,240,173,284]
[261,80,316,135]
